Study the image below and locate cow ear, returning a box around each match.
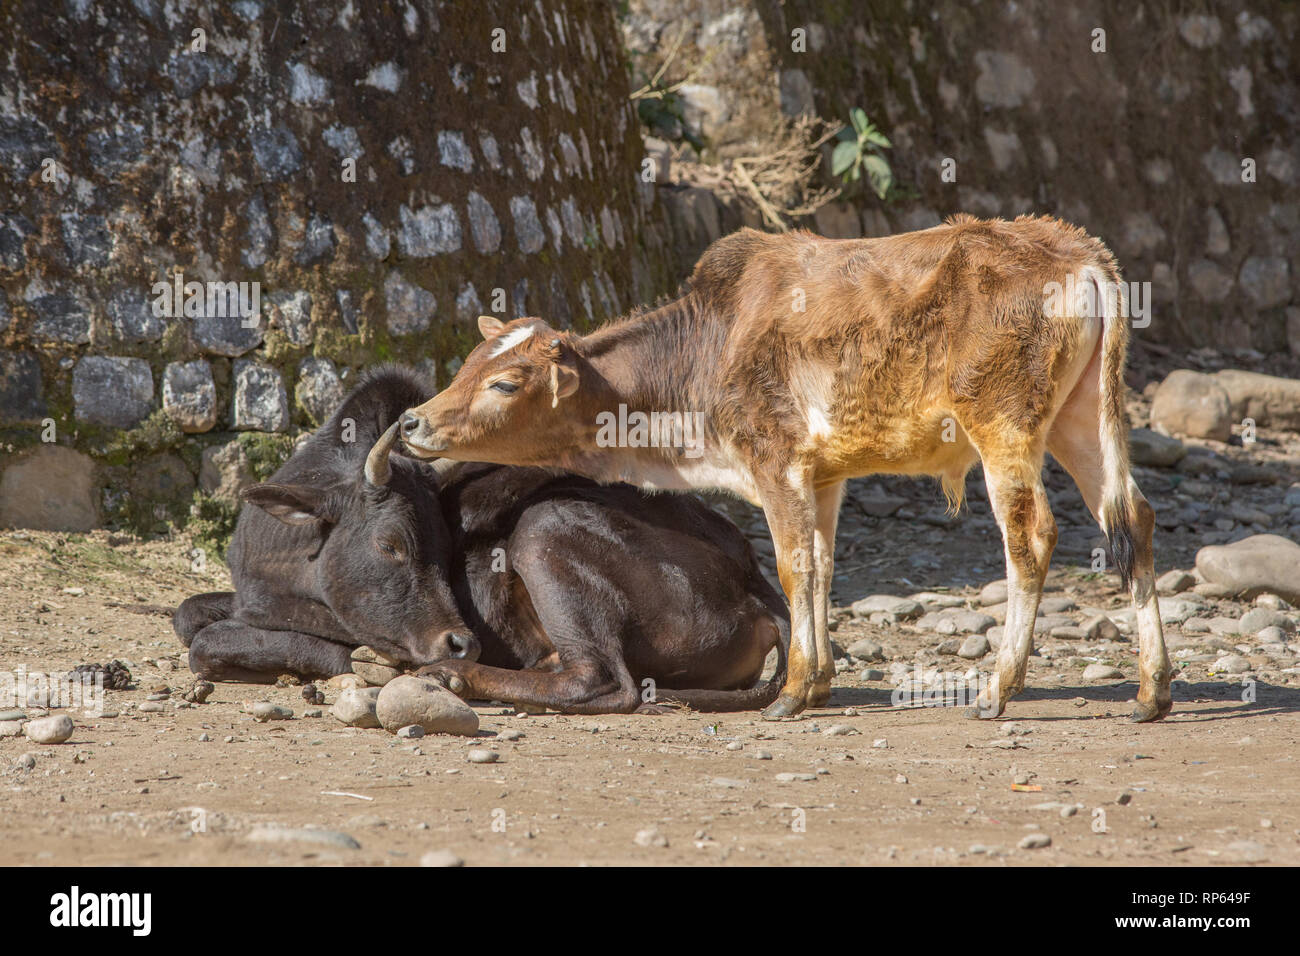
[242,482,334,526]
[477,315,506,340]
[549,355,579,407]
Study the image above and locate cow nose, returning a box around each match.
[442,630,480,661]
[400,411,421,437]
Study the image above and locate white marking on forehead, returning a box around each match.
[488,325,536,357]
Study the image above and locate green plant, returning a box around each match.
[832,108,893,200]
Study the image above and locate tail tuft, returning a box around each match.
[1102,505,1136,592]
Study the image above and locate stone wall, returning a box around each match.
[622,0,1300,352]
[0,0,679,534]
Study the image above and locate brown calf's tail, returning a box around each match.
[654,615,789,713]
[1091,264,1137,592]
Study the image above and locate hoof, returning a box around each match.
[635,702,677,715]
[1130,699,1172,723]
[963,699,1004,720]
[762,693,807,720]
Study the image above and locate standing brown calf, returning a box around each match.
[400,215,1171,722]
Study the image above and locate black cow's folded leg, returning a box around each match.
[188,619,354,683]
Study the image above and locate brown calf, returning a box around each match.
[401,215,1171,722]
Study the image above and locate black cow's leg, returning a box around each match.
[188,619,354,683]
[173,592,236,646]
[416,658,640,714]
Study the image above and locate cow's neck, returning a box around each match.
[559,296,756,500]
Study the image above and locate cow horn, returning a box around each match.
[365,421,400,487]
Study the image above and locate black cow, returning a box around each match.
[174,366,787,714]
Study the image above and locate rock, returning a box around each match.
[0,709,25,722]
[1083,615,1122,642]
[24,714,74,744]
[467,748,498,763]
[72,356,153,428]
[138,701,165,713]
[973,50,1036,108]
[937,638,961,654]
[16,753,37,769]
[1129,428,1187,467]
[979,580,1008,606]
[350,645,402,687]
[822,724,859,737]
[1082,663,1125,681]
[231,360,289,432]
[1156,569,1195,595]
[162,360,217,432]
[777,772,818,783]
[1256,625,1288,644]
[252,702,293,721]
[1039,596,1077,614]
[0,444,99,531]
[267,290,313,345]
[193,309,263,357]
[0,349,47,423]
[859,668,885,681]
[957,635,990,659]
[396,724,425,739]
[634,828,669,848]
[384,270,436,335]
[1211,654,1251,674]
[0,720,24,737]
[1213,369,1300,431]
[295,357,345,426]
[248,826,359,850]
[1149,370,1232,441]
[1238,607,1294,635]
[846,638,884,661]
[420,849,464,867]
[199,440,254,501]
[1196,535,1300,603]
[1159,595,1208,625]
[375,675,479,736]
[1018,833,1052,850]
[1237,257,1291,310]
[850,595,923,620]
[945,610,997,634]
[330,687,382,728]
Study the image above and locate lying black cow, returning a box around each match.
[174,366,787,713]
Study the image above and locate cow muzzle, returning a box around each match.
[427,629,480,664]
[399,411,444,456]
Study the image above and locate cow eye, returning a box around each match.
[490,380,518,394]
[376,537,406,562]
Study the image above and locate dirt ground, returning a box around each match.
[2,476,1297,866]
[3,351,1298,867]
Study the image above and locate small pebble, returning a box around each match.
[467,749,499,764]
[138,702,165,714]
[753,749,773,760]
[1018,833,1052,849]
[420,849,464,867]
[397,724,425,739]
[634,828,668,848]
[725,741,743,751]
[1116,792,1132,806]
[252,703,293,722]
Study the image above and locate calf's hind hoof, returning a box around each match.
[963,698,1004,720]
[761,693,807,720]
[1130,698,1172,723]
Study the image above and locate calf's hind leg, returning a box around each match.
[1048,399,1171,722]
[966,453,1057,719]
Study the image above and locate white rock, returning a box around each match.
[23,714,73,744]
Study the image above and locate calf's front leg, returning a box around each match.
[758,472,820,719]
[417,658,640,714]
